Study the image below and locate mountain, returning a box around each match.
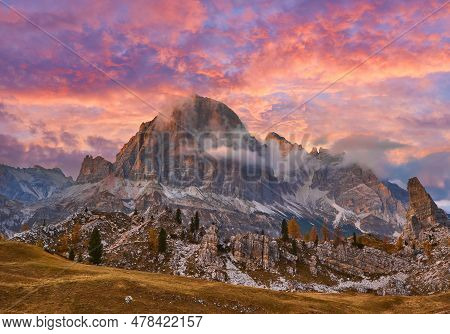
[77,155,113,184]
[0,164,73,203]
[0,95,409,238]
[13,175,449,295]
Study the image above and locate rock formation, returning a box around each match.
[403,177,449,241]
[198,224,218,264]
[230,232,279,269]
[76,155,113,184]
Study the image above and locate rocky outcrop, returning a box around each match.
[403,177,448,241]
[311,163,407,235]
[230,232,279,269]
[198,224,218,264]
[316,242,412,277]
[76,155,113,184]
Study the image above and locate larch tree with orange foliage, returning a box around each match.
[287,218,302,240]
[309,226,318,245]
[71,223,81,245]
[148,228,158,253]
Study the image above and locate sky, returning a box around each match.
[0,0,449,210]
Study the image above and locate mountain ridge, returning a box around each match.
[1,95,410,238]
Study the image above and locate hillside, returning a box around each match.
[0,241,448,314]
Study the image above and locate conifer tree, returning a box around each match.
[68,248,75,261]
[287,218,301,239]
[352,232,357,246]
[194,211,199,230]
[321,225,329,242]
[148,228,158,252]
[158,228,167,253]
[281,219,289,241]
[333,226,342,247]
[396,236,404,251]
[190,211,200,232]
[88,227,103,265]
[291,239,298,255]
[309,226,318,245]
[175,208,182,225]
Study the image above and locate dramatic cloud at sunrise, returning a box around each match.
[0,0,449,208]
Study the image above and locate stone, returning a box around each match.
[76,155,113,184]
[230,232,279,269]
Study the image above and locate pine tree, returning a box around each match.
[281,219,288,241]
[68,248,75,261]
[190,211,200,232]
[333,226,342,247]
[88,227,103,265]
[352,232,357,246]
[194,211,199,230]
[158,228,167,253]
[291,239,298,255]
[175,208,182,225]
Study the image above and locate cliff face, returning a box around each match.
[76,155,113,184]
[403,177,448,241]
[112,95,281,203]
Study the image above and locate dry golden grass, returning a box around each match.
[0,241,448,314]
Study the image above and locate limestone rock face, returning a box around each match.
[76,155,113,184]
[112,95,281,203]
[404,177,448,240]
[230,233,279,269]
[311,163,407,235]
[198,224,218,264]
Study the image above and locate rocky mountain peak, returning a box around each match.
[310,147,319,156]
[265,132,302,156]
[155,94,247,133]
[404,177,448,240]
[76,155,113,184]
